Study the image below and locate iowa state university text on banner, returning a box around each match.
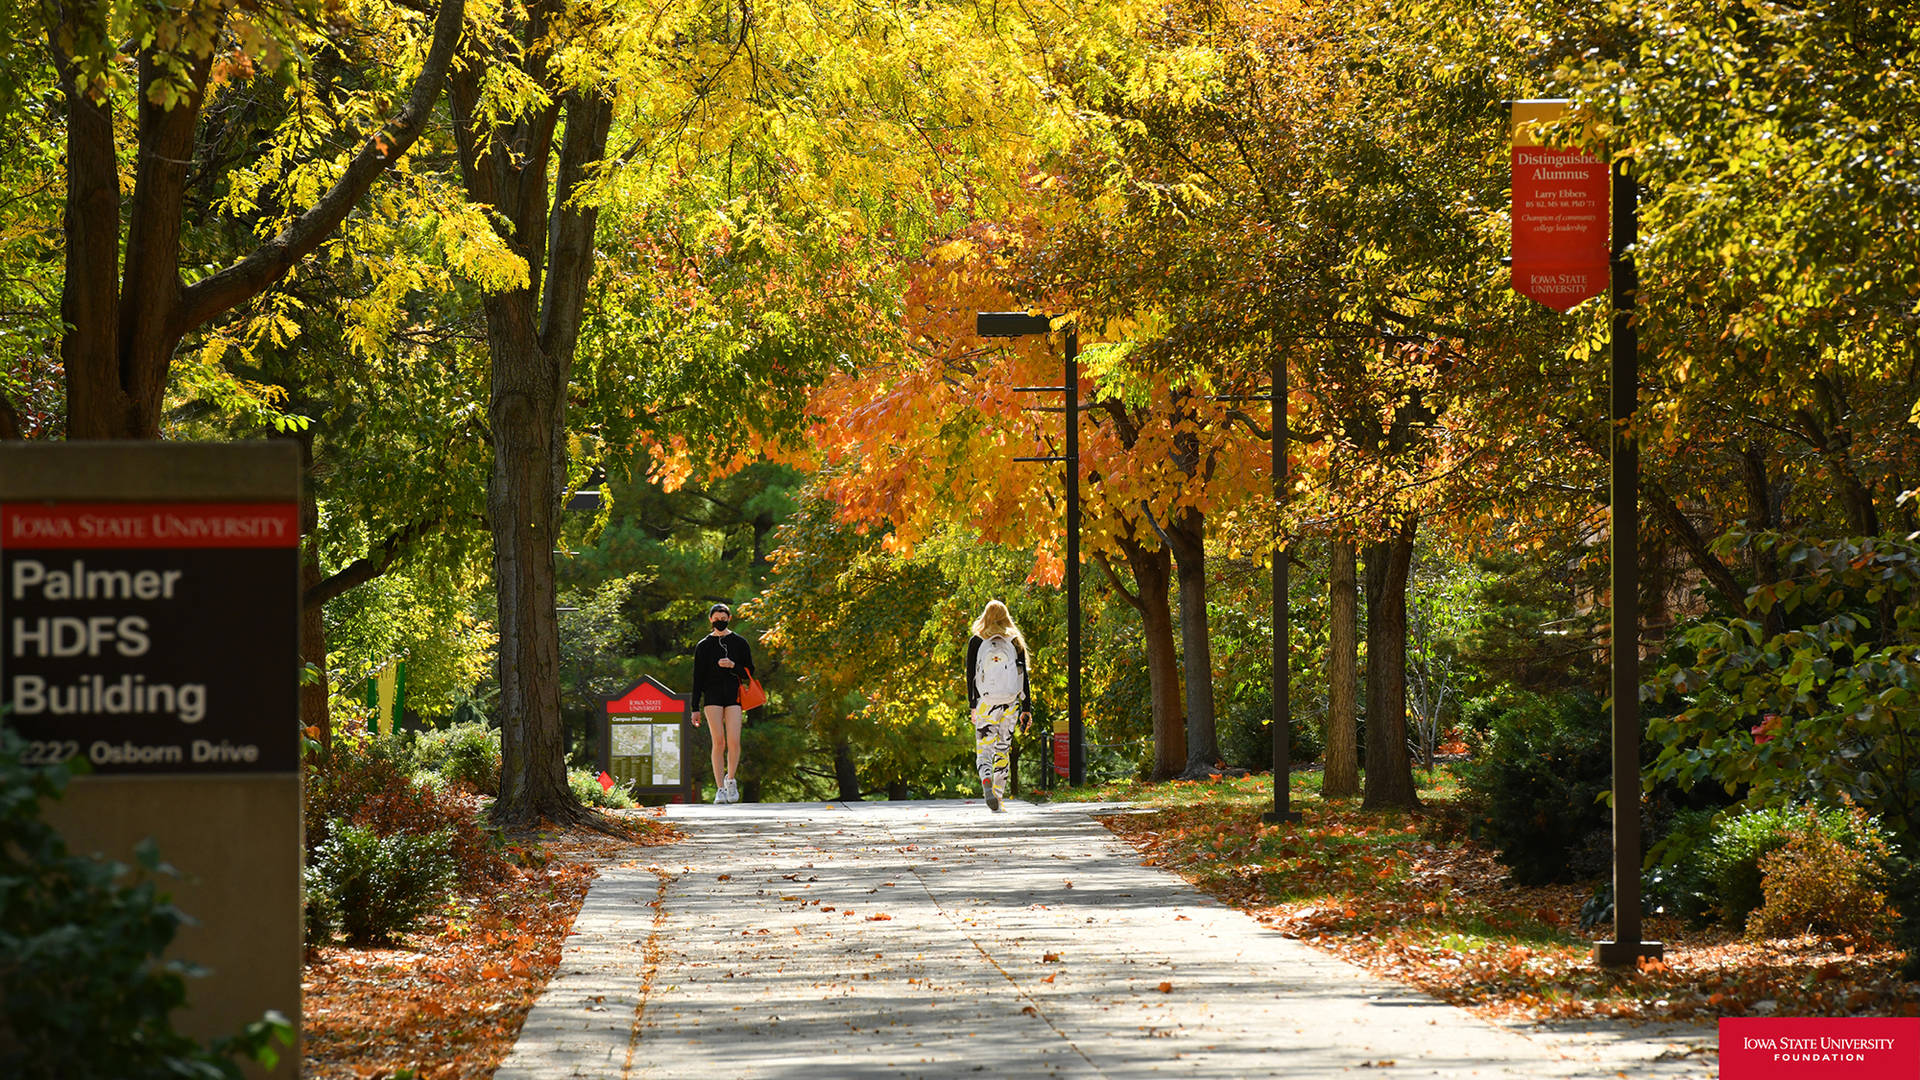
[1721,1018,1920,1080]
[0,501,300,774]
[1511,99,1611,312]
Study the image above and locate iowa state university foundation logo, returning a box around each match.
[1721,1018,1919,1079]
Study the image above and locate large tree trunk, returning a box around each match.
[1362,519,1420,811]
[484,321,580,824]
[1322,539,1360,798]
[1166,508,1222,778]
[452,57,614,825]
[48,0,465,438]
[1111,540,1185,780]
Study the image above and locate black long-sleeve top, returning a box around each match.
[965,634,1031,711]
[690,631,755,710]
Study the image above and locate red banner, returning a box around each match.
[606,676,686,715]
[1053,725,1069,777]
[1510,101,1610,312]
[1720,1018,1920,1080]
[1,502,300,549]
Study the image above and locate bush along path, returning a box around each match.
[496,799,1710,1080]
[1062,770,1920,1025]
[300,737,678,1079]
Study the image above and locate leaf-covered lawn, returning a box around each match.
[1060,769,1919,1023]
[302,814,679,1079]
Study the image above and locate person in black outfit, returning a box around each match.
[691,603,755,804]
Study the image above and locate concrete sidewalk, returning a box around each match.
[495,799,1714,1079]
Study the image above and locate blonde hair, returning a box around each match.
[971,599,1028,655]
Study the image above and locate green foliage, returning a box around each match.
[305,822,456,946]
[1642,806,1720,925]
[569,770,637,810]
[413,722,502,797]
[0,732,292,1078]
[304,736,510,889]
[1220,683,1322,772]
[1701,803,1890,930]
[1460,691,1614,886]
[1747,807,1895,943]
[1647,533,1920,848]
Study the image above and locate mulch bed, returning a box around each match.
[302,814,679,1079]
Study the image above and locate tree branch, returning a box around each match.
[304,519,435,611]
[176,0,468,331]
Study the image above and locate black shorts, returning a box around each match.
[701,682,740,708]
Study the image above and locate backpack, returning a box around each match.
[974,634,1024,704]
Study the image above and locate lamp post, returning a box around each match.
[977,311,1083,785]
[1264,349,1301,824]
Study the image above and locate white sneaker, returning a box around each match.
[723,778,740,803]
[713,782,727,805]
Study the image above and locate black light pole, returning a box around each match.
[1263,349,1301,825]
[1593,161,1663,968]
[977,312,1084,785]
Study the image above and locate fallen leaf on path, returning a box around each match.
[1157,982,1173,993]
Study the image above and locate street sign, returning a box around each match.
[1511,100,1610,312]
[598,676,694,805]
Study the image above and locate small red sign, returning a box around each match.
[596,771,615,793]
[1720,1018,1920,1080]
[1510,101,1610,313]
[1053,731,1069,777]
[606,677,685,715]
[1,502,300,549]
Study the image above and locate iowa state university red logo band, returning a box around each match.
[1720,1018,1920,1079]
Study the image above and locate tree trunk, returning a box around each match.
[452,60,614,826]
[1740,443,1782,636]
[1114,540,1185,780]
[1167,508,1221,778]
[484,322,581,825]
[295,431,331,755]
[49,0,465,438]
[833,738,862,801]
[1323,539,1360,798]
[1362,519,1420,810]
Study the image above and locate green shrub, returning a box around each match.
[1460,690,1613,886]
[1644,806,1720,924]
[570,769,637,809]
[1747,807,1895,942]
[1702,804,1888,928]
[306,822,456,946]
[1221,683,1323,772]
[0,731,292,1078]
[305,735,510,889]
[414,721,501,796]
[1646,532,1920,852]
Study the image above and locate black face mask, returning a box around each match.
[712,618,729,631]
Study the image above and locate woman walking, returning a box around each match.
[691,603,755,804]
[965,599,1031,812]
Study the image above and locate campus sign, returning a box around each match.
[1,501,301,773]
[1510,99,1611,312]
[598,675,695,804]
[0,441,303,1076]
